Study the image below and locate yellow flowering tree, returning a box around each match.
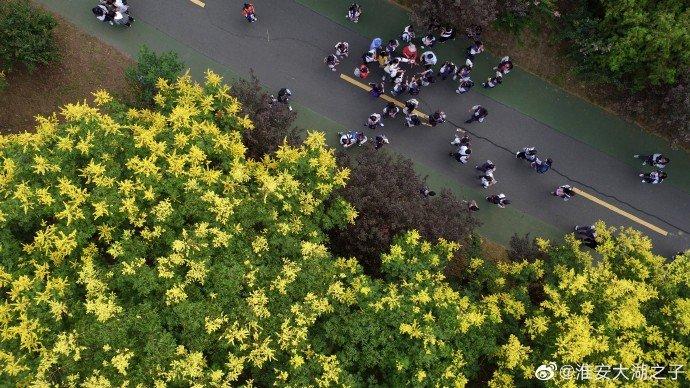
[0,71,359,386]
[318,231,505,386]
[488,223,690,386]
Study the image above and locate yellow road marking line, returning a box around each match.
[572,187,669,236]
[339,74,429,119]
[190,0,205,7]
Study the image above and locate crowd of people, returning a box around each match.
[92,0,134,27]
[237,2,672,246]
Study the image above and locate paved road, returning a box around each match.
[38,0,690,255]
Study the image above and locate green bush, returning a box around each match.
[125,45,185,106]
[0,0,58,73]
[562,0,690,90]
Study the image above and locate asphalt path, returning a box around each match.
[51,0,690,255]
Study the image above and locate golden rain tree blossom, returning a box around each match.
[0,71,357,386]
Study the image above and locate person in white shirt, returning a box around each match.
[335,42,349,58]
[421,51,437,68]
[465,105,488,123]
[401,25,416,43]
[486,193,510,208]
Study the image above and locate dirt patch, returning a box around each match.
[0,10,134,134]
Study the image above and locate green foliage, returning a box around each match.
[493,0,554,34]
[330,149,478,276]
[562,0,690,90]
[125,45,185,107]
[507,232,541,262]
[0,0,58,73]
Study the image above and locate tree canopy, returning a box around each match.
[0,72,688,386]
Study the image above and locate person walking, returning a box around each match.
[354,63,370,79]
[475,160,496,174]
[335,41,349,58]
[275,88,292,111]
[370,37,383,52]
[346,3,362,23]
[482,74,503,89]
[374,134,389,150]
[438,26,455,43]
[380,103,399,122]
[369,82,384,98]
[383,59,402,81]
[242,2,257,23]
[531,158,553,174]
[419,68,436,86]
[465,105,488,123]
[386,39,400,55]
[402,43,418,64]
[377,50,390,68]
[420,179,436,198]
[451,130,470,147]
[361,50,377,64]
[449,144,471,164]
[401,25,416,43]
[421,34,437,48]
[464,199,480,212]
[495,56,513,76]
[456,79,474,94]
[391,68,406,85]
[324,54,339,72]
[92,5,116,25]
[552,185,576,201]
[391,79,409,96]
[486,193,510,208]
[574,225,597,248]
[405,114,431,127]
[465,41,484,65]
[438,61,457,80]
[403,98,419,115]
[339,131,366,148]
[408,78,421,95]
[421,51,438,68]
[355,131,368,146]
[479,171,497,188]
[454,64,472,81]
[634,153,670,169]
[429,110,447,126]
[516,147,538,162]
[640,170,667,184]
[365,113,384,129]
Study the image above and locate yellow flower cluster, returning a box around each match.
[0,69,358,386]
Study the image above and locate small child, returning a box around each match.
[242,3,257,22]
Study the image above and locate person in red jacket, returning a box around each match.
[242,3,257,22]
[402,44,418,64]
